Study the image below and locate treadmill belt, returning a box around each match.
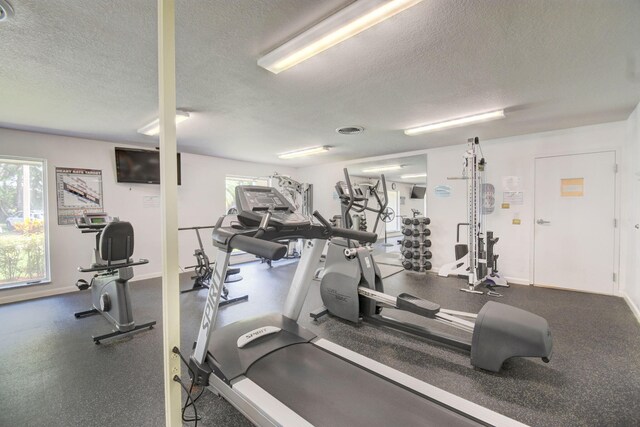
[246,342,481,427]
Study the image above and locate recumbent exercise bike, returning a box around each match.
[74,212,156,344]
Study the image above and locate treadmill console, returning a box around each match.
[235,186,310,228]
[75,212,115,229]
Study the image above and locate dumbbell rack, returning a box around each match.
[357,213,367,232]
[350,213,367,232]
[401,217,432,272]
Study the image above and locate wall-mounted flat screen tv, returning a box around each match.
[115,147,181,185]
[410,185,426,199]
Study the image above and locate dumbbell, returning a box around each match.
[401,228,431,237]
[402,239,431,249]
[402,250,419,260]
[402,250,432,260]
[402,217,431,226]
[402,260,432,271]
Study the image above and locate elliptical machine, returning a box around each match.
[74,212,155,344]
[335,171,388,232]
[312,170,553,372]
[438,137,508,295]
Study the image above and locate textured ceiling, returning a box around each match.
[0,0,639,167]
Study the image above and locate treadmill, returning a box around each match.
[188,185,526,427]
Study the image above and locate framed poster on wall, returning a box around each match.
[55,167,104,225]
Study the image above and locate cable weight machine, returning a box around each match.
[439,137,508,296]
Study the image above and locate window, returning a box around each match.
[225,175,268,212]
[0,158,49,288]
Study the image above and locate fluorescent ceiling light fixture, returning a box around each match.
[278,146,331,159]
[400,173,427,179]
[0,0,15,21]
[137,111,190,136]
[404,110,505,136]
[258,0,424,74]
[362,165,403,173]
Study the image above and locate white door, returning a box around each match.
[534,151,616,294]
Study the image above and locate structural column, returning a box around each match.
[158,0,181,425]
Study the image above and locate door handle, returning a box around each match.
[635,224,640,229]
[536,219,551,225]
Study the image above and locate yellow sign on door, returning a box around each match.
[561,178,584,197]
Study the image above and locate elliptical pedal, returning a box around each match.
[396,293,440,318]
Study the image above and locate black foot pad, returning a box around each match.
[396,293,440,318]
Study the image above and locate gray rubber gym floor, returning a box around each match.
[1,259,639,427]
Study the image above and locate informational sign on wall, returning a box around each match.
[561,177,584,197]
[434,185,451,198]
[55,167,104,225]
[503,191,524,205]
[502,176,522,192]
[143,195,160,208]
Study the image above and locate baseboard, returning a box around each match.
[504,276,530,286]
[430,267,530,286]
[533,283,620,297]
[0,271,163,306]
[621,291,640,325]
[0,285,77,305]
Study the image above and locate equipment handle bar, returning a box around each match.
[313,211,377,243]
[456,223,469,243]
[229,235,287,261]
[313,211,332,229]
[178,225,215,231]
[343,168,356,216]
[332,227,377,244]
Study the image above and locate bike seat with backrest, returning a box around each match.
[94,221,134,267]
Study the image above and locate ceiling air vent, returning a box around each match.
[336,126,364,135]
[0,0,14,21]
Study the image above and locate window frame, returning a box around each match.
[0,156,51,290]
[225,174,269,212]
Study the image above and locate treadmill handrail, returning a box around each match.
[229,235,287,261]
[211,212,377,252]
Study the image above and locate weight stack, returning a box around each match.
[401,216,432,273]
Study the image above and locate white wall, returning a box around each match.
[0,128,294,304]
[620,102,640,318]
[299,121,626,286]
